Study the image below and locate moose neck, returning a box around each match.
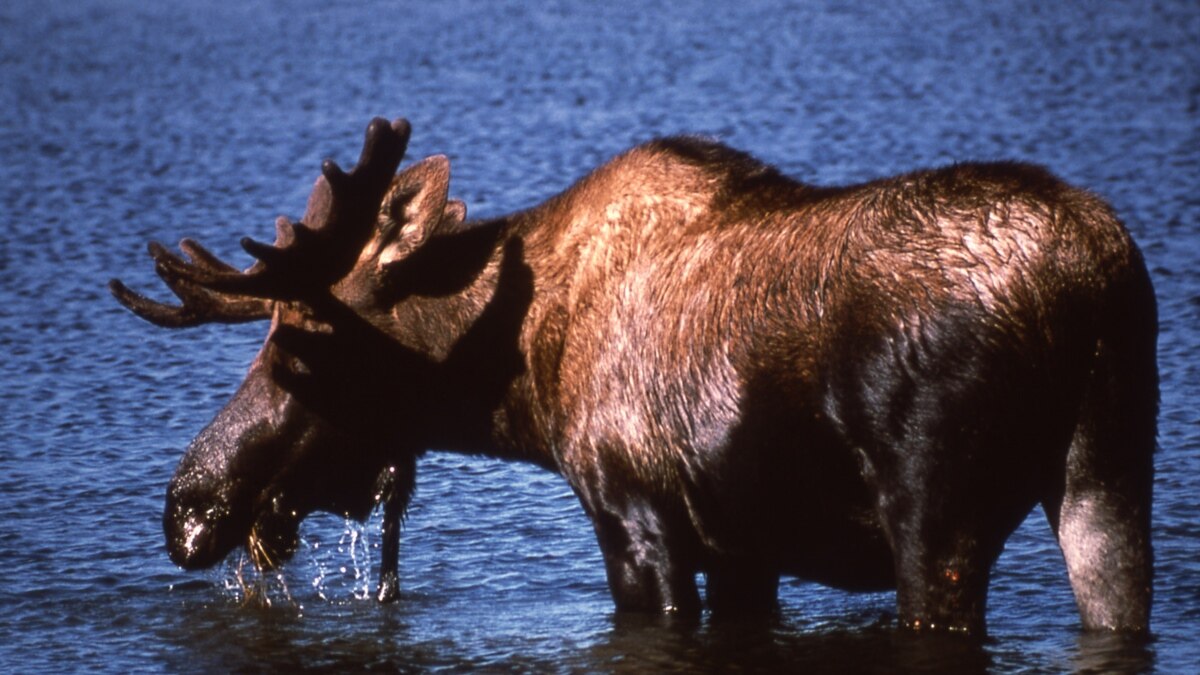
[383,219,511,357]
[383,216,544,463]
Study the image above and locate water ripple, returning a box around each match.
[1,0,1197,672]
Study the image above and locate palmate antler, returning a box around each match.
[110,117,412,326]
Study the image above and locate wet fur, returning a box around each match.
[151,131,1156,634]
[358,138,1156,633]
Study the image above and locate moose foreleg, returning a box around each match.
[374,458,416,603]
[587,494,701,615]
[377,494,402,603]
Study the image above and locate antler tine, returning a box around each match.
[108,278,271,328]
[178,238,245,275]
[174,117,412,300]
[108,242,273,327]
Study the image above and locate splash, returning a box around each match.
[304,515,376,602]
[212,505,390,608]
[219,553,296,610]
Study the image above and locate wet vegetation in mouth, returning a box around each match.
[227,514,385,609]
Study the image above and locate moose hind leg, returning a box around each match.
[1045,338,1154,632]
[881,487,1009,636]
[857,384,1037,635]
[1052,489,1152,632]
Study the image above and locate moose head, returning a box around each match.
[110,118,510,589]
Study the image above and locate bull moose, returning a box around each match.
[111,117,1156,635]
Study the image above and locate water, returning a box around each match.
[1,0,1197,671]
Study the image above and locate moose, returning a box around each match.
[112,117,1157,635]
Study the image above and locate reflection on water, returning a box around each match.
[149,582,1158,674]
[130,502,1160,674]
[1,0,1197,672]
[1069,633,1157,675]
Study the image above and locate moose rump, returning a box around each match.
[112,118,1156,636]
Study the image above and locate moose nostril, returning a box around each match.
[164,508,214,569]
[164,501,236,570]
[179,511,208,560]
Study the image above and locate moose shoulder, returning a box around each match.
[113,119,1156,635]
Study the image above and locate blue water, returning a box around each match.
[2,0,1197,671]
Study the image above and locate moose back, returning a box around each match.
[112,118,1156,635]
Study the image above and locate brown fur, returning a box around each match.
[116,121,1156,634]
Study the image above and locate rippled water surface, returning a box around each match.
[2,0,1197,672]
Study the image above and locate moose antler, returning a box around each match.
[108,240,273,327]
[110,117,412,326]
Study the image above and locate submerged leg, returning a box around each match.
[593,507,701,614]
[887,517,1001,636]
[854,379,1039,635]
[374,456,416,603]
[1048,484,1152,632]
[583,485,701,615]
[1044,337,1155,632]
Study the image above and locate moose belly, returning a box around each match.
[681,410,895,592]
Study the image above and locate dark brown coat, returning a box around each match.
[114,119,1156,634]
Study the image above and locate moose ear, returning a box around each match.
[375,155,451,266]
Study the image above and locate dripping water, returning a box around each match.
[208,505,388,609]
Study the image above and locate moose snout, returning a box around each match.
[163,479,248,570]
[163,503,219,569]
[161,373,286,570]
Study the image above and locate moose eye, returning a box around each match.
[286,354,311,376]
